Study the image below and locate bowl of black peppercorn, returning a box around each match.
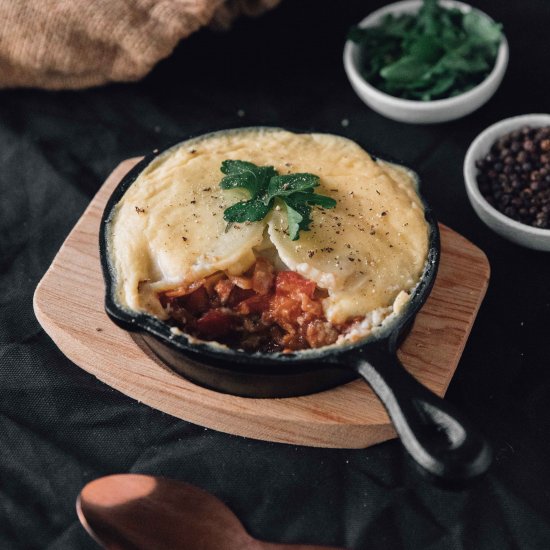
[464,114,550,251]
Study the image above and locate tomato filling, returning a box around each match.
[158,258,351,352]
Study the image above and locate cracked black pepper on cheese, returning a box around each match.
[108,128,429,332]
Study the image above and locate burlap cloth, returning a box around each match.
[0,0,279,90]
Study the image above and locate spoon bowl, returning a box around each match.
[77,474,345,550]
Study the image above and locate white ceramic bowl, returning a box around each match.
[343,0,509,124]
[464,114,550,251]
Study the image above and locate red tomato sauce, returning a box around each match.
[158,258,345,352]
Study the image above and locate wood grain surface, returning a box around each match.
[33,158,490,449]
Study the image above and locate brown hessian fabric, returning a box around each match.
[0,0,280,90]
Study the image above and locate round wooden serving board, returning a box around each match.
[33,158,490,449]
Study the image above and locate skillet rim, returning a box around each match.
[99,126,440,374]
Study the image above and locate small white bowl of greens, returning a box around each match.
[343,0,508,124]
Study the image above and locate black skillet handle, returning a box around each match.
[348,343,492,484]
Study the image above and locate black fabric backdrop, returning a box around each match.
[1,1,550,548]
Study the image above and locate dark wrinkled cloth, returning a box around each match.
[1,1,550,549]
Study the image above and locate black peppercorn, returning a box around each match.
[516,151,528,163]
[523,140,535,152]
[475,125,550,229]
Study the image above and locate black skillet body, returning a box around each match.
[99,128,436,398]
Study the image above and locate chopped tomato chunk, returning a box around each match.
[274,271,316,299]
[266,294,305,334]
[196,308,235,339]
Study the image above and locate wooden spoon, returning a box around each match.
[77,474,345,550]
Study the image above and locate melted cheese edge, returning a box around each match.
[109,128,429,325]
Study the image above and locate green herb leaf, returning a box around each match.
[223,198,271,223]
[408,36,444,64]
[462,11,502,45]
[439,51,490,74]
[284,194,313,233]
[220,160,277,199]
[380,56,431,83]
[288,192,337,210]
[285,203,304,241]
[417,74,456,100]
[218,161,336,240]
[264,173,320,204]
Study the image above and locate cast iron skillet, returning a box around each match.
[100,128,492,484]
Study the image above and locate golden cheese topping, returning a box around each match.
[108,128,429,324]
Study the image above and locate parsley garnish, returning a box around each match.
[218,160,336,241]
